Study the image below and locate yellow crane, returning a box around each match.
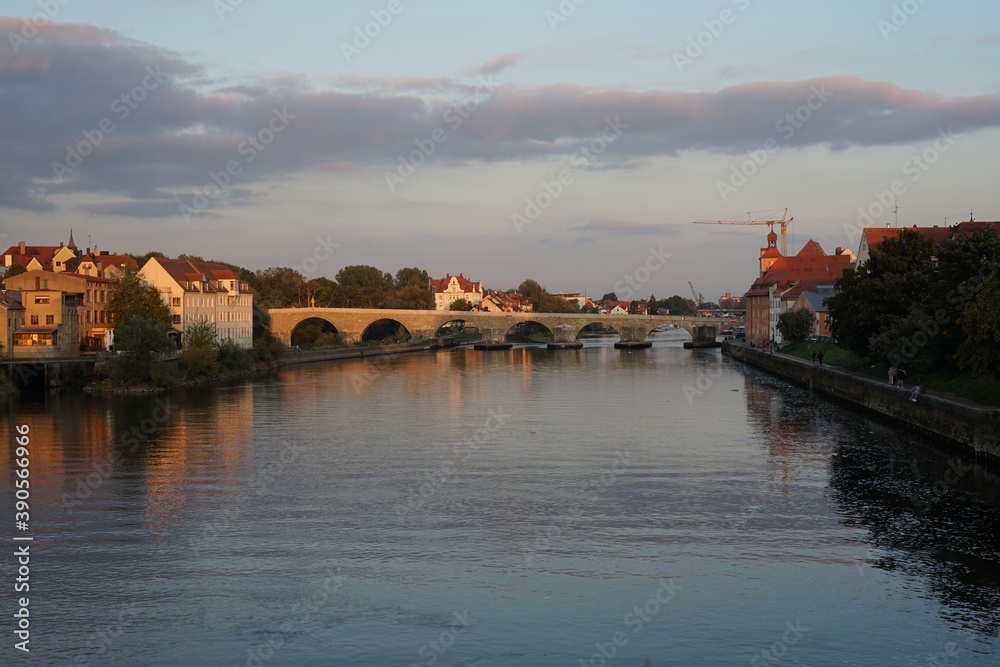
[692,208,794,255]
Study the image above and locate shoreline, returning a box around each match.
[723,341,1000,466]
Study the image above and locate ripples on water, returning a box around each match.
[2,333,999,666]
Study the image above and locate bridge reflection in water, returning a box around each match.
[268,307,738,349]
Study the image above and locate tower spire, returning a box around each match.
[67,228,78,252]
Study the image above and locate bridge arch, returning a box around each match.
[361,318,412,343]
[290,317,341,348]
[504,320,555,343]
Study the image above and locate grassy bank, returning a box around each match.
[781,341,1000,407]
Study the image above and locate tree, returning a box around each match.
[661,295,697,316]
[106,316,174,385]
[179,319,218,378]
[954,280,1000,376]
[128,251,165,269]
[827,229,937,357]
[253,267,306,308]
[776,309,815,344]
[449,298,474,311]
[337,265,393,308]
[647,294,658,315]
[395,267,430,290]
[601,292,618,303]
[517,279,578,313]
[108,271,171,327]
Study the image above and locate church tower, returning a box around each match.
[759,229,781,276]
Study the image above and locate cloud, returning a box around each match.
[469,53,523,76]
[3,16,1000,218]
[572,219,684,235]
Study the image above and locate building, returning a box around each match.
[65,251,138,279]
[793,286,836,338]
[0,290,25,358]
[478,291,533,312]
[2,240,78,273]
[603,301,630,315]
[12,288,80,359]
[3,270,116,350]
[139,257,254,349]
[744,232,855,345]
[855,218,999,265]
[551,293,595,310]
[428,274,483,310]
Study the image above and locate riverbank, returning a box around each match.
[723,341,1000,465]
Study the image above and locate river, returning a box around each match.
[3,331,999,666]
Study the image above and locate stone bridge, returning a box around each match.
[268,308,739,349]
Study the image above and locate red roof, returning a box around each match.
[2,245,61,270]
[862,220,1000,251]
[146,257,253,294]
[745,241,854,298]
[429,274,482,293]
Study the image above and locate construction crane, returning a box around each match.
[692,208,794,255]
[687,281,704,306]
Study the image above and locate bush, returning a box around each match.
[253,334,285,364]
[216,339,248,374]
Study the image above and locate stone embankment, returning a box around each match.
[723,342,1000,464]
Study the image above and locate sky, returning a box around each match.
[3,0,1000,301]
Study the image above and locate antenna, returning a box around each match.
[892,199,902,226]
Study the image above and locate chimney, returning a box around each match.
[835,247,842,255]
[18,241,25,254]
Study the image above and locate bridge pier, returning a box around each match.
[683,325,722,349]
[614,326,652,349]
[548,325,583,350]
[411,329,436,341]
[474,328,513,350]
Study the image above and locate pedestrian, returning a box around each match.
[888,366,896,385]
[812,351,817,364]
[896,367,907,387]
[817,351,824,366]
[909,381,924,403]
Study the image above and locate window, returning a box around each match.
[46,315,54,325]
[172,297,181,307]
[30,315,38,325]
[172,314,181,324]
[34,295,49,304]
[87,311,91,323]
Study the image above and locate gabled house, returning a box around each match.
[139,257,254,349]
[65,251,138,279]
[4,270,116,350]
[603,301,630,315]
[793,286,836,338]
[12,288,80,359]
[855,218,999,265]
[429,274,483,310]
[2,240,78,273]
[478,291,533,313]
[744,232,854,345]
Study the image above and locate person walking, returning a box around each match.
[812,351,817,364]
[896,367,907,388]
[889,366,896,385]
[817,351,824,366]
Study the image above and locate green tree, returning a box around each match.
[449,298,474,311]
[179,319,218,378]
[776,308,815,344]
[253,267,306,308]
[108,272,171,327]
[647,294,658,315]
[106,316,174,385]
[337,265,393,308]
[395,267,430,290]
[128,251,165,269]
[827,229,936,357]
[601,292,618,303]
[954,281,1000,376]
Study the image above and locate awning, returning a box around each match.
[14,327,58,334]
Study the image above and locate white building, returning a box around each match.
[139,257,254,349]
[428,274,483,310]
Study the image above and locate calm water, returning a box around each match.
[3,332,1000,666]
